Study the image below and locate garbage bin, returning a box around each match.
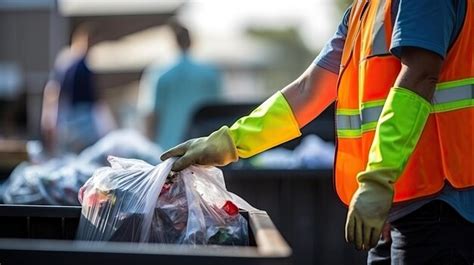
[0,204,291,265]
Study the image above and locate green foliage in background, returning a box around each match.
[246,27,314,94]
[244,0,352,94]
[336,0,353,14]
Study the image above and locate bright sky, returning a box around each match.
[178,0,344,51]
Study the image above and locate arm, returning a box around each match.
[282,64,338,127]
[345,0,459,250]
[40,80,60,154]
[161,6,350,171]
[149,74,168,142]
[161,64,338,171]
[137,65,160,141]
[146,112,157,141]
[394,46,442,100]
[282,5,351,128]
[345,47,442,250]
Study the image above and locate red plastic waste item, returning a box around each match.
[160,183,171,195]
[222,200,239,216]
[83,190,114,206]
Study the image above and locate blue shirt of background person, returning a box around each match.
[152,24,221,150]
[314,0,474,223]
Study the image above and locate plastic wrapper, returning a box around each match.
[76,157,249,245]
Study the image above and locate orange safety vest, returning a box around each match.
[335,0,474,205]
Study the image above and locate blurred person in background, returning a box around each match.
[141,21,222,150]
[161,1,474,264]
[41,23,114,155]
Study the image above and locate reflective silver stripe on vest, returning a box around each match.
[433,84,474,104]
[337,83,473,132]
[336,106,383,130]
[361,105,384,124]
[336,114,361,130]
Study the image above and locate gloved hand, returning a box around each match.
[161,91,301,171]
[160,126,238,172]
[345,169,394,250]
[345,87,431,250]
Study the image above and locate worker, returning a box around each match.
[142,22,222,150]
[41,23,114,154]
[161,0,473,264]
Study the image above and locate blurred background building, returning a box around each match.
[0,0,350,141]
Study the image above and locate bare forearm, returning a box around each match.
[41,80,60,154]
[41,80,60,131]
[146,112,157,141]
[282,64,338,127]
[394,47,443,101]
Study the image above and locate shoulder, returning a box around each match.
[390,0,465,58]
[159,62,181,78]
[187,59,221,77]
[198,62,220,75]
[393,0,464,22]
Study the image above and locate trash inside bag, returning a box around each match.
[76,157,249,246]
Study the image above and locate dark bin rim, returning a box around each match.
[0,204,81,218]
[0,204,291,258]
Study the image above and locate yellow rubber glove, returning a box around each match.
[160,91,301,171]
[345,87,431,250]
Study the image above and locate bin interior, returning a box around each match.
[0,205,291,265]
[0,205,255,245]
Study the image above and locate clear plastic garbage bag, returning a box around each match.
[1,130,162,206]
[76,157,250,245]
[1,155,95,205]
